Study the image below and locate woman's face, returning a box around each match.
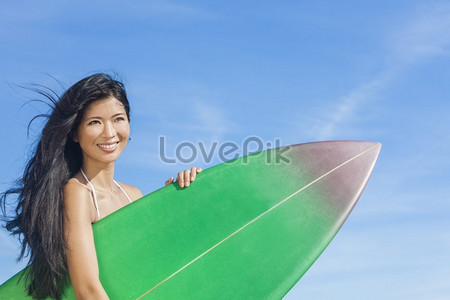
[75,97,130,168]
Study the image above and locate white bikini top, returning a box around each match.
[80,169,132,221]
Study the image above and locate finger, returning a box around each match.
[165,177,174,186]
[196,167,202,173]
[177,172,184,188]
[190,167,197,181]
[184,169,191,187]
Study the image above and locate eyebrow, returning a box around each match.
[85,113,127,120]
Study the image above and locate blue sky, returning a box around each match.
[1,1,449,299]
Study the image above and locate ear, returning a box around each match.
[71,131,79,143]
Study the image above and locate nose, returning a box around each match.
[103,121,117,139]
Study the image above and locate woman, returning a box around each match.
[0,73,201,299]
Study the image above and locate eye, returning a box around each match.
[88,120,101,125]
[115,116,126,122]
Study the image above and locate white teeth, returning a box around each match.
[98,143,118,149]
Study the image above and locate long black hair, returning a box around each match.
[0,73,130,299]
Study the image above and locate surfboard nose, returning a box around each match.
[281,140,381,213]
[289,140,381,158]
[286,140,381,177]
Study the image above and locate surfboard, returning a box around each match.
[0,140,381,299]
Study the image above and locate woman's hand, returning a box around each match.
[165,167,203,188]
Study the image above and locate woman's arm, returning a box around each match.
[64,181,109,300]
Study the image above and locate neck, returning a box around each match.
[81,161,116,191]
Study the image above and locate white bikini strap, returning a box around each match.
[114,180,132,203]
[80,169,101,220]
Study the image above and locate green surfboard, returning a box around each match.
[0,140,381,299]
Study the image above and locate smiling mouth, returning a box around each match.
[97,142,119,151]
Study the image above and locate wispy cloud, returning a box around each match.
[389,2,450,64]
[0,0,217,41]
[183,100,235,140]
[93,0,218,23]
[131,0,212,19]
[311,2,450,140]
[122,82,236,170]
[286,222,450,299]
[316,74,392,140]
[127,103,234,164]
[131,80,235,141]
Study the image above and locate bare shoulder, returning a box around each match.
[64,178,95,223]
[117,182,143,201]
[64,178,91,199]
